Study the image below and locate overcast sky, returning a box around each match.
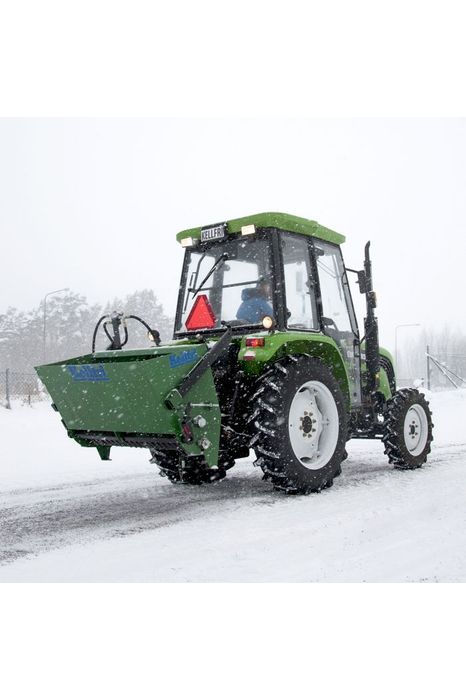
[1,118,465,354]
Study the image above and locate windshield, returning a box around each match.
[175,236,274,334]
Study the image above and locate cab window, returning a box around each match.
[282,234,318,330]
[316,242,357,335]
[176,237,273,333]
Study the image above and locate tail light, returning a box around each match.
[246,337,265,348]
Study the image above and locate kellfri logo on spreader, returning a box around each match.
[169,350,199,368]
[67,364,110,382]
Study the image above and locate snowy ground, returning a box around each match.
[1,390,465,582]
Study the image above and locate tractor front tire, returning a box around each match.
[250,356,347,494]
[382,388,433,469]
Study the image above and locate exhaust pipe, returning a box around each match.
[363,242,380,393]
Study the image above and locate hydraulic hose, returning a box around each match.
[91,314,161,353]
[125,315,161,346]
[91,316,108,354]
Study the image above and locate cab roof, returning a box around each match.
[176,212,345,245]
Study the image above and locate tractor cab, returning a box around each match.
[175,213,362,403]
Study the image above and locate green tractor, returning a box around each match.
[36,212,433,494]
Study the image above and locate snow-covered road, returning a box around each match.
[1,391,465,581]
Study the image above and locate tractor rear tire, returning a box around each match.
[249,356,347,494]
[149,450,233,485]
[382,388,433,469]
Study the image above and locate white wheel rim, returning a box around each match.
[288,380,339,470]
[403,403,429,456]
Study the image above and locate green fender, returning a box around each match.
[378,346,396,400]
[238,331,351,407]
[358,343,395,401]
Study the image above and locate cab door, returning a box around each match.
[281,234,319,331]
[314,241,362,406]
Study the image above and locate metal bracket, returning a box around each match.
[96,445,111,461]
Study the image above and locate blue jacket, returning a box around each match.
[236,288,273,324]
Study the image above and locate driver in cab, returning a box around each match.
[236,279,273,324]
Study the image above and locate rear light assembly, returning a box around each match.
[181,421,194,442]
[245,337,265,348]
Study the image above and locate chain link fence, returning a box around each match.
[0,369,42,408]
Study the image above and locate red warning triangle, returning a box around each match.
[185,294,216,331]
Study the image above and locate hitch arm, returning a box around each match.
[165,326,233,409]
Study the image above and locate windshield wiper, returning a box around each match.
[190,252,229,297]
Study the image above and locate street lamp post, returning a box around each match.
[42,288,69,364]
[395,323,421,383]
